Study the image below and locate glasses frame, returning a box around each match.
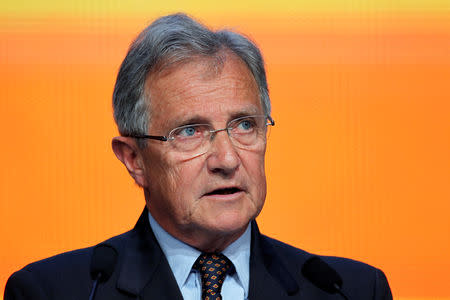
[125,115,275,144]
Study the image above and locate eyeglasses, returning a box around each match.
[126,115,275,156]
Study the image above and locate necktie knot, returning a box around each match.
[193,253,233,300]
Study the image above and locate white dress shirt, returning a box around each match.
[148,212,250,300]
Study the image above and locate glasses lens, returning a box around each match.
[167,116,272,155]
[169,124,211,152]
[229,115,267,147]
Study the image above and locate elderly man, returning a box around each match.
[5,13,392,300]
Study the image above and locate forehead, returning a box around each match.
[146,53,262,129]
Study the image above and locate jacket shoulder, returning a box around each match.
[261,233,380,272]
[260,234,392,299]
[14,229,131,276]
[4,230,133,300]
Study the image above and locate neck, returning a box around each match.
[187,227,248,253]
[147,205,248,253]
[166,221,247,253]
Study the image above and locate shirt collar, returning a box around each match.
[148,211,251,296]
[222,223,251,298]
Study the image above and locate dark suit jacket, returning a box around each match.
[5,209,392,299]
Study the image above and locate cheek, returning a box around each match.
[241,150,267,196]
[166,156,206,195]
[245,150,266,178]
[167,160,207,221]
[145,151,182,196]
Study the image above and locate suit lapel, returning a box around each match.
[248,221,301,299]
[116,209,183,300]
[114,211,318,299]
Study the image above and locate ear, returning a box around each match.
[112,136,147,188]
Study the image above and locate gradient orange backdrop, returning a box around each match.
[1,1,449,299]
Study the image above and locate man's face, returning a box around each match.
[140,53,267,250]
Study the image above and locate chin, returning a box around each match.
[206,210,255,235]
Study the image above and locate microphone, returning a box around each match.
[301,256,349,300]
[88,244,118,300]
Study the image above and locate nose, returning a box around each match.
[206,129,240,177]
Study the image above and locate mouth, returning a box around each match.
[204,187,243,197]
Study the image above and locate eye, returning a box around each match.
[236,119,255,131]
[170,124,210,140]
[175,126,198,137]
[180,126,196,136]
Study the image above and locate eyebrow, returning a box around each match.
[170,107,262,128]
[229,110,260,121]
[170,115,209,127]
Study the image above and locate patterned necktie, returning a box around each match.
[193,253,233,300]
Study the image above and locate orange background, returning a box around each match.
[1,2,449,299]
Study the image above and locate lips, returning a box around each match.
[203,187,243,196]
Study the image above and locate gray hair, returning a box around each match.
[112,13,270,145]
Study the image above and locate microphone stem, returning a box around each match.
[88,273,101,300]
[337,289,349,300]
[333,283,349,300]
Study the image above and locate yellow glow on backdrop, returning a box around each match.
[1,1,449,299]
[2,0,449,14]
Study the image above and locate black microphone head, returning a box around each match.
[90,244,118,282]
[301,256,343,294]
